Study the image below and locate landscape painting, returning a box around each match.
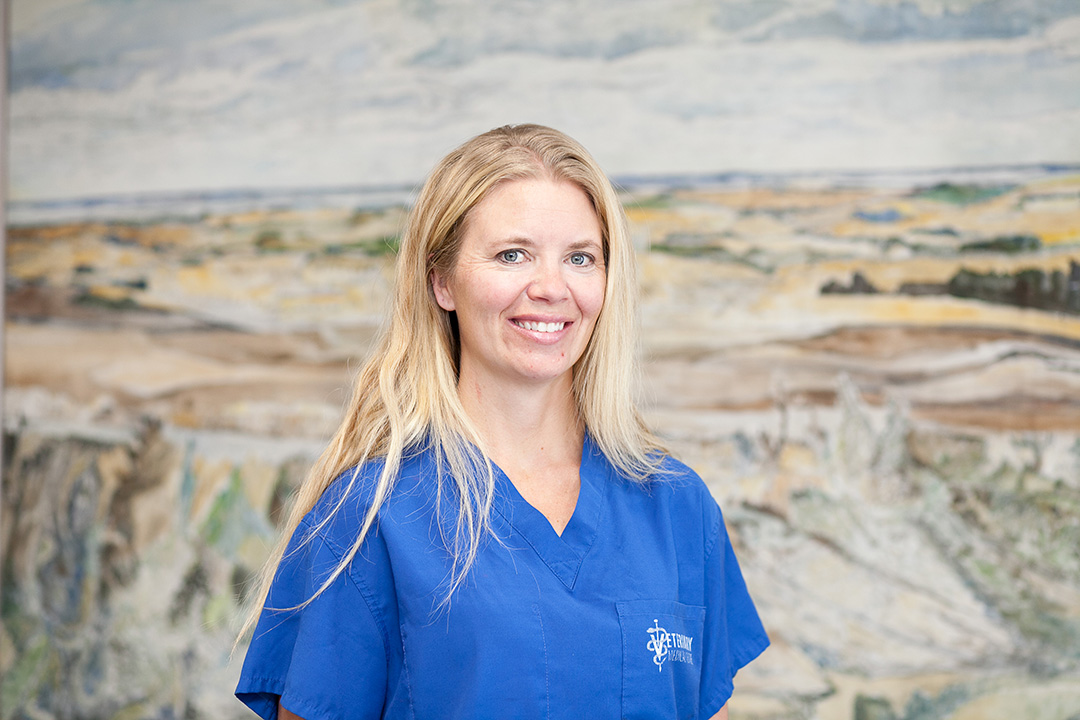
[4,1,1080,719]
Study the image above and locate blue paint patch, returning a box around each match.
[854,208,904,223]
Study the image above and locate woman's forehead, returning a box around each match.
[462,179,601,242]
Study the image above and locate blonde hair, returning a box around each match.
[239,124,665,641]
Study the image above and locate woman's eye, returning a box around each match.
[498,249,524,263]
[568,252,593,266]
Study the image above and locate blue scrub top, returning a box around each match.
[237,436,769,719]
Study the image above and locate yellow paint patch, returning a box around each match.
[239,457,278,515]
[188,457,233,525]
[86,284,132,302]
[1040,229,1080,244]
[177,264,218,292]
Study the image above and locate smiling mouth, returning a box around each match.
[512,320,567,333]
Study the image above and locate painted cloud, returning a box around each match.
[9,0,1080,200]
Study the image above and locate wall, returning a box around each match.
[4,2,1080,718]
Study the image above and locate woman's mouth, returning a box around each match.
[512,320,567,333]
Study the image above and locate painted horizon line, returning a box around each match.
[7,162,1079,226]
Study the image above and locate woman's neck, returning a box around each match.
[457,371,584,535]
[457,370,583,473]
[453,371,583,535]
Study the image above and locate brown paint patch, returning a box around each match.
[791,324,1076,359]
[913,396,1080,432]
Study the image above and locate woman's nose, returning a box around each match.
[526,259,570,302]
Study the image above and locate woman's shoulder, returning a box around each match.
[604,449,722,522]
[302,450,435,546]
[655,452,699,482]
[601,450,727,562]
[652,453,715,503]
[300,456,392,550]
[308,456,384,512]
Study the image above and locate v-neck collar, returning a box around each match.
[490,434,609,590]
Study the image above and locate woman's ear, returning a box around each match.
[430,270,456,312]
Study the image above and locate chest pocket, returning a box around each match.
[616,599,706,720]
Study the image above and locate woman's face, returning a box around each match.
[431,177,606,392]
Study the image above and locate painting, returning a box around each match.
[4,1,1080,718]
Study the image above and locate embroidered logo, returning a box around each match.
[646,618,694,671]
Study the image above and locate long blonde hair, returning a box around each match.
[239,124,665,640]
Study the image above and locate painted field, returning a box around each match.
[4,170,1080,719]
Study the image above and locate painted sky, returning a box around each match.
[8,0,1080,201]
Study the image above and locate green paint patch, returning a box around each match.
[202,469,245,549]
[324,236,400,257]
[648,241,769,273]
[1,634,49,720]
[71,291,142,312]
[200,467,275,559]
[947,265,1080,315]
[253,228,286,251]
[960,235,1041,254]
[111,701,153,720]
[914,182,1013,206]
[1009,609,1080,658]
[972,558,1000,582]
[202,592,233,630]
[649,242,714,258]
[627,193,675,210]
[855,694,898,720]
[903,684,971,720]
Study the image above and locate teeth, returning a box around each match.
[516,320,566,333]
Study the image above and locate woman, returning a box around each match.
[236,124,768,719]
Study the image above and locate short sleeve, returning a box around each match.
[235,520,388,720]
[698,505,770,716]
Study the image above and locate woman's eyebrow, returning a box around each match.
[490,236,537,247]
[483,237,601,251]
